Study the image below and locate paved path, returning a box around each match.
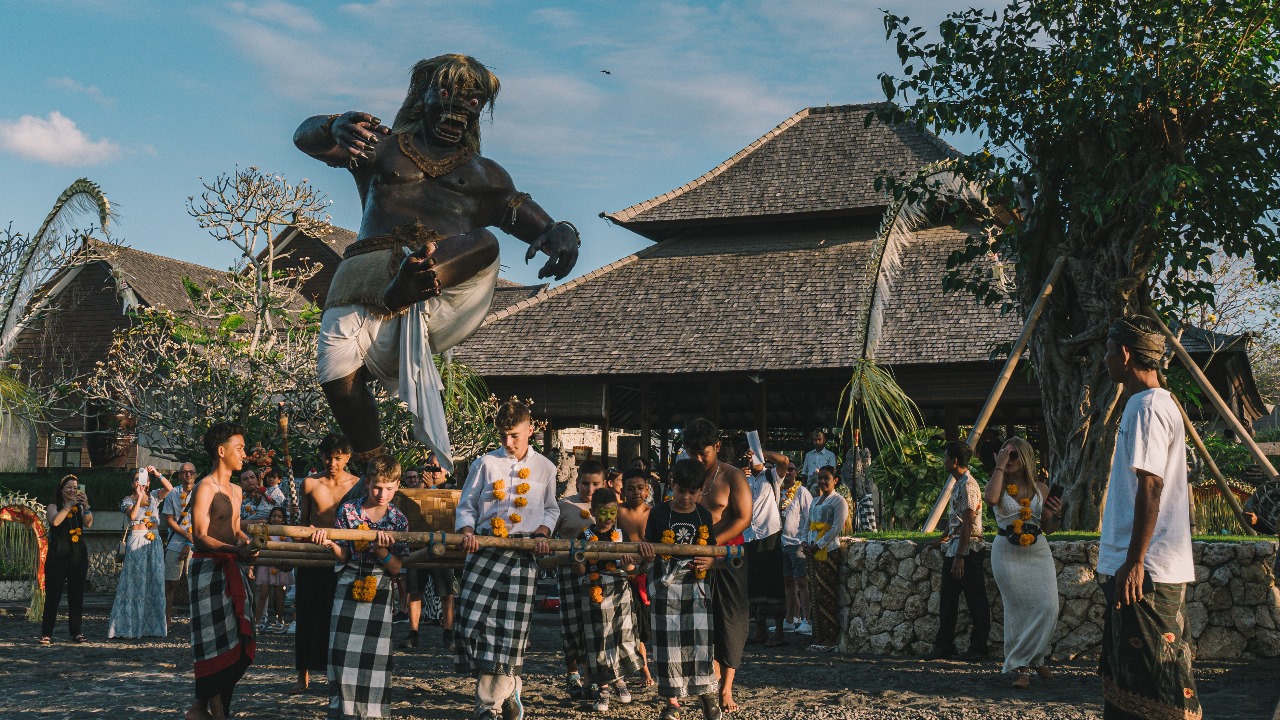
[3,603,1277,719]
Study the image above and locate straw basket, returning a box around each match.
[394,488,460,532]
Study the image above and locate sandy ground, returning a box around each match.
[2,601,1278,720]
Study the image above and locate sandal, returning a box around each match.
[73,634,86,643]
[1012,670,1031,689]
[659,704,681,720]
[38,636,51,645]
[1034,665,1053,680]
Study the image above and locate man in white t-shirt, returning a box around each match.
[800,431,837,484]
[1096,315,1199,720]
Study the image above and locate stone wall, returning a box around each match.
[836,538,1280,660]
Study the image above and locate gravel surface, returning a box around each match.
[2,608,1277,719]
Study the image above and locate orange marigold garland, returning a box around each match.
[660,529,675,559]
[580,508,592,519]
[1007,484,1036,546]
[353,523,371,552]
[351,574,378,602]
[489,516,508,538]
[694,525,710,579]
[586,528,621,602]
[69,528,82,543]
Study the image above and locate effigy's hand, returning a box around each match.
[331,111,391,161]
[525,221,579,280]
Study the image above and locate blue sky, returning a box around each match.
[0,0,965,286]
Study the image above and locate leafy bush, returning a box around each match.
[1195,433,1259,485]
[868,428,989,530]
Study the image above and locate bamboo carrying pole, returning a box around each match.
[1143,308,1274,533]
[537,550,745,569]
[922,255,1068,532]
[247,524,746,560]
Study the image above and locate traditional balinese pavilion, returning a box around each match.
[453,103,1266,466]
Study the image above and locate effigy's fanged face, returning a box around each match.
[422,82,487,146]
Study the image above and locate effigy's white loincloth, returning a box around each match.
[316,257,499,472]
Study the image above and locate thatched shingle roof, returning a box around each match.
[456,221,1020,376]
[104,243,230,311]
[605,104,957,236]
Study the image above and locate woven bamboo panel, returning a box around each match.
[394,488,460,532]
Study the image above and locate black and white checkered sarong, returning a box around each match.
[581,572,642,683]
[453,547,538,676]
[558,566,586,664]
[189,553,255,680]
[649,560,715,700]
[328,564,395,719]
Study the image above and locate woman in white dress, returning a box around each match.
[108,467,173,639]
[983,437,1063,688]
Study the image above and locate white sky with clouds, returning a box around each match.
[0,0,973,285]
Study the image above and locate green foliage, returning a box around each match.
[868,428,952,530]
[877,1,1280,310]
[1198,433,1255,483]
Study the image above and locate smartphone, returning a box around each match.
[1048,484,1065,500]
[78,483,87,496]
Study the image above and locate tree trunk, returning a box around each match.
[1020,212,1151,529]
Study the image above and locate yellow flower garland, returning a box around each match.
[660,529,675,559]
[778,482,799,512]
[580,508,592,519]
[69,528,82,543]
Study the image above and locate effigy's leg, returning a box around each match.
[321,369,383,455]
[383,228,499,311]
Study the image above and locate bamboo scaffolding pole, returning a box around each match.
[1143,308,1271,534]
[247,524,747,560]
[254,540,341,555]
[922,255,1068,532]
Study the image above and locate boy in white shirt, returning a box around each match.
[453,400,558,720]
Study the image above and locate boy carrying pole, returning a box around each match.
[553,459,607,699]
[575,487,642,712]
[453,400,558,720]
[638,458,722,720]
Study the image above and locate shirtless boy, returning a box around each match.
[187,422,257,720]
[293,434,362,693]
[685,418,752,713]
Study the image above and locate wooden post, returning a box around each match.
[640,382,652,463]
[601,384,611,469]
[712,377,722,427]
[659,420,670,474]
[923,255,1067,532]
[758,376,768,444]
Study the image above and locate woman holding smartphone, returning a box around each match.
[108,467,173,639]
[983,437,1063,688]
[40,474,93,644]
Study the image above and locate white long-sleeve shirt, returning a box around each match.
[455,447,559,535]
[801,447,838,479]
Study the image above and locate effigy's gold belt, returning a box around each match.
[343,221,447,261]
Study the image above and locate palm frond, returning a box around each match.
[0,179,113,358]
[841,160,983,449]
[860,161,985,358]
[839,358,922,450]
